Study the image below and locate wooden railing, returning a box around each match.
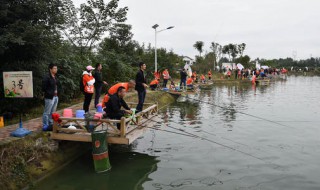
[51,103,158,144]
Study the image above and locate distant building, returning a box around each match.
[221,62,236,70]
[182,56,195,66]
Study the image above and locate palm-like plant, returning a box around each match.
[193,41,204,57]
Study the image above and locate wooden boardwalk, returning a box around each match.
[51,103,158,145]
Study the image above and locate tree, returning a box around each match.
[193,41,204,57]
[0,0,64,62]
[238,43,246,57]
[222,45,231,61]
[222,44,238,62]
[210,42,222,69]
[235,55,251,68]
[0,0,66,112]
[59,0,128,59]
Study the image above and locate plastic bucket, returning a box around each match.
[63,109,73,118]
[76,110,85,118]
[96,104,103,113]
[94,113,103,119]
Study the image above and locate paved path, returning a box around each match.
[0,102,84,143]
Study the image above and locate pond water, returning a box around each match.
[35,76,320,190]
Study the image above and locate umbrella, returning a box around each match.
[236,63,244,70]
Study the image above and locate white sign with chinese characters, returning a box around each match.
[3,71,33,98]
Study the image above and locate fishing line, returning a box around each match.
[186,96,292,128]
[152,117,252,148]
[146,126,198,138]
[137,96,281,167]
[146,117,271,164]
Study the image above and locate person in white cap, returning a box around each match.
[82,65,95,112]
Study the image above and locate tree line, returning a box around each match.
[0,0,183,114]
[192,41,250,73]
[192,40,320,74]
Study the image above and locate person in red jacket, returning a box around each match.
[162,69,170,88]
[208,70,212,80]
[82,65,95,112]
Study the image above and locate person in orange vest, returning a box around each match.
[200,74,206,83]
[252,74,256,85]
[192,71,198,83]
[208,70,212,80]
[227,69,231,79]
[82,65,96,112]
[281,67,288,74]
[154,70,161,80]
[102,80,135,107]
[149,78,159,91]
[186,76,194,89]
[162,68,170,88]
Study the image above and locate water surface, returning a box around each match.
[36,76,320,190]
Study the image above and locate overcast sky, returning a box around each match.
[73,0,320,60]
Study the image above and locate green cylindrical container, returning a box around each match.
[91,130,111,173]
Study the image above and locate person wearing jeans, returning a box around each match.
[42,63,59,131]
[135,62,148,113]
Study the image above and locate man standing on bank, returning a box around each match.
[93,63,108,108]
[42,63,60,131]
[135,62,148,113]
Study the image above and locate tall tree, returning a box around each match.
[210,42,222,69]
[59,0,128,58]
[238,43,246,57]
[193,41,204,57]
[222,43,238,62]
[222,45,231,61]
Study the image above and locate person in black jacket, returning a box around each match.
[105,86,132,128]
[93,63,108,108]
[42,63,59,131]
[180,68,187,89]
[135,62,148,113]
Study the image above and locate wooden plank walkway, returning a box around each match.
[51,103,158,145]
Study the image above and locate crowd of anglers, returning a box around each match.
[41,61,288,131]
[42,62,148,131]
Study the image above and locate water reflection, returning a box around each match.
[35,150,159,190]
[162,101,200,122]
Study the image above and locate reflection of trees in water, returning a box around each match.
[35,149,159,190]
[207,84,254,125]
[220,102,237,124]
[256,84,270,94]
[162,101,200,121]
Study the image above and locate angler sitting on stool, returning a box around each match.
[104,86,132,129]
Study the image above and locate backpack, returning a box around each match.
[80,75,85,93]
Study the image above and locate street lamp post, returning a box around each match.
[152,24,174,73]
